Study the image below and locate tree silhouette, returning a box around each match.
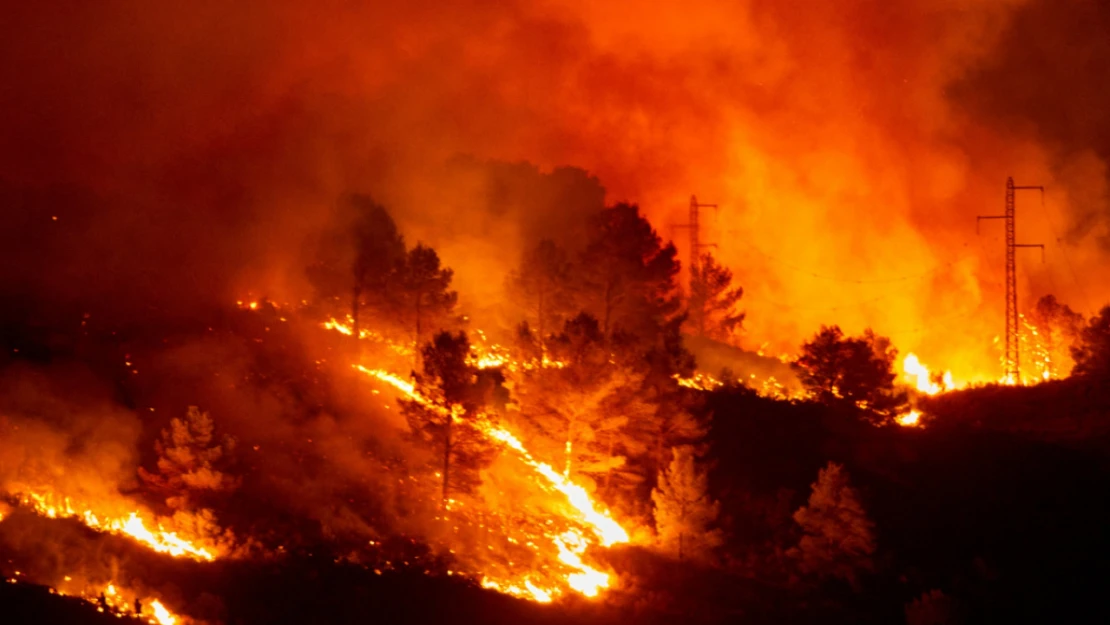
[393,244,458,349]
[688,252,745,342]
[306,195,405,334]
[791,325,906,418]
[1071,305,1110,380]
[790,461,875,585]
[349,197,406,338]
[403,331,498,508]
[508,239,575,350]
[578,203,682,341]
[651,445,722,561]
[139,406,237,510]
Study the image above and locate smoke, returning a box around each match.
[0,364,142,506]
[1,0,1109,378]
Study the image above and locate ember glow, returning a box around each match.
[896,409,923,428]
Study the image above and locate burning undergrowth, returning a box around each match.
[0,297,646,620]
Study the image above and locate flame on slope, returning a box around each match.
[902,353,956,395]
[354,364,626,600]
[3,574,183,625]
[13,491,218,561]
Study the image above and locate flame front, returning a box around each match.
[354,363,627,601]
[13,491,218,562]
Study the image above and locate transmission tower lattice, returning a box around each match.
[977,177,1045,383]
[674,195,718,292]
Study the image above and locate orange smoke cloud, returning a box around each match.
[2,0,1108,380]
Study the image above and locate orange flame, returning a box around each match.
[14,491,218,561]
[354,363,627,600]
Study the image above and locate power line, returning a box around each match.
[733,235,976,285]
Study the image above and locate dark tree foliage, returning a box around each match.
[306,195,405,335]
[1071,305,1110,380]
[791,325,906,419]
[403,331,499,507]
[507,239,575,347]
[393,244,458,348]
[688,252,745,342]
[577,203,682,341]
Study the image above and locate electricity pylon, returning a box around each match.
[674,195,718,291]
[977,177,1045,383]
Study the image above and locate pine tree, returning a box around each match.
[790,461,876,585]
[688,252,745,342]
[393,244,459,349]
[791,325,906,419]
[577,203,682,341]
[403,331,498,508]
[651,445,722,561]
[139,406,237,510]
[516,314,645,490]
[1071,305,1110,380]
[638,315,706,480]
[349,197,406,338]
[508,239,575,349]
[305,195,405,333]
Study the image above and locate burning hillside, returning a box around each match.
[4,1,1110,623]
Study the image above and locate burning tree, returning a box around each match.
[403,331,499,508]
[1071,305,1110,381]
[1028,294,1084,379]
[139,406,238,511]
[651,445,722,561]
[790,461,876,585]
[687,252,745,342]
[791,325,907,419]
[516,313,651,490]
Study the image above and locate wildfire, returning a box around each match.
[895,409,922,428]
[354,363,627,601]
[13,491,218,561]
[902,353,955,395]
[2,575,184,625]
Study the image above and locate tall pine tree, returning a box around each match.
[403,331,497,508]
[688,252,745,342]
